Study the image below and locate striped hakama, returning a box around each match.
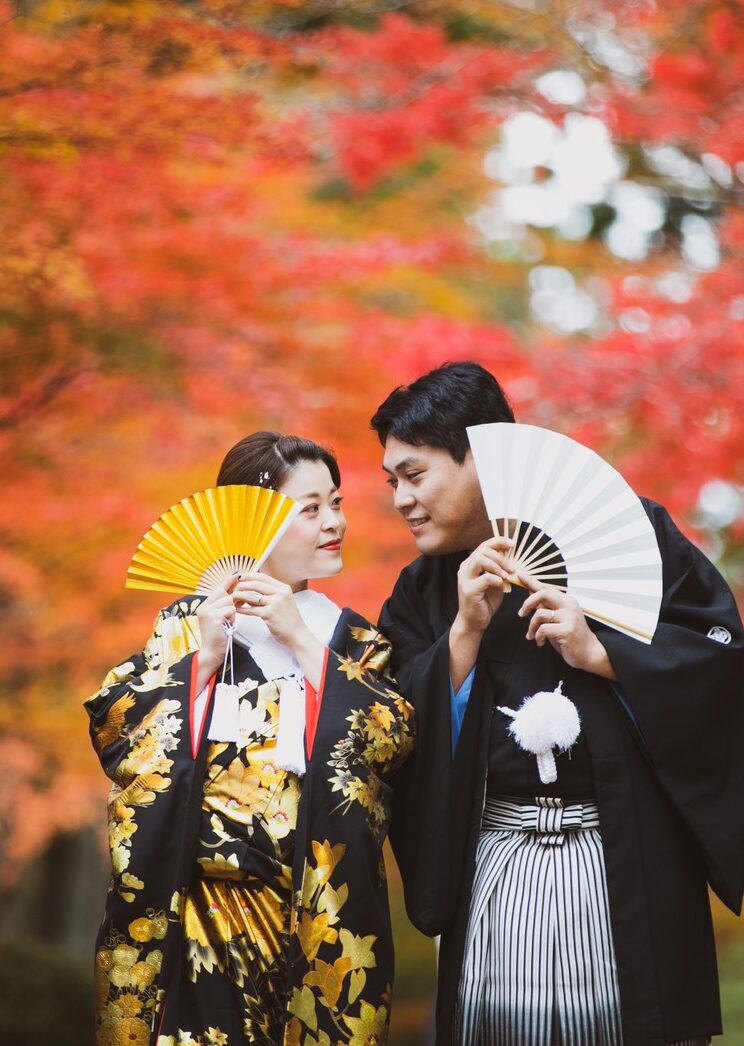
[456,797,708,1046]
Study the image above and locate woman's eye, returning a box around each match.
[302,504,319,514]
[332,497,344,509]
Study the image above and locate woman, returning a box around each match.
[86,432,415,1046]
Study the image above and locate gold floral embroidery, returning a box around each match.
[95,924,168,1044]
[106,697,182,901]
[290,842,390,1044]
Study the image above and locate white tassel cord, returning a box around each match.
[273,677,307,775]
[208,620,242,743]
[497,681,581,785]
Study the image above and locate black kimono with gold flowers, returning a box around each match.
[85,596,414,1046]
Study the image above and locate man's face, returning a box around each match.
[382,436,491,555]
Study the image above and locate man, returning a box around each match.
[374,362,744,1046]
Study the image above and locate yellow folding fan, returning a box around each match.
[125,485,302,595]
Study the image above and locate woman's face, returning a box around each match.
[262,459,346,591]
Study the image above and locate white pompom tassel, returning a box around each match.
[497,681,581,785]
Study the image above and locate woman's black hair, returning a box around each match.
[370,361,514,462]
[216,431,340,490]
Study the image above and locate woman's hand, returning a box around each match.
[517,571,617,680]
[195,578,239,690]
[232,573,325,689]
[232,573,305,646]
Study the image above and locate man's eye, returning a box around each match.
[406,472,421,482]
[385,477,398,489]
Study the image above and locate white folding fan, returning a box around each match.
[125,485,301,595]
[467,423,663,644]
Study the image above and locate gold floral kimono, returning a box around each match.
[85,598,414,1046]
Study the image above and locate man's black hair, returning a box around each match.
[370,361,515,462]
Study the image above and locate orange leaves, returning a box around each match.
[2,0,744,885]
[313,13,548,190]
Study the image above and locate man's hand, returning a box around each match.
[450,536,514,690]
[455,536,515,632]
[517,571,617,680]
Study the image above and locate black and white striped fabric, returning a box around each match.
[456,796,708,1046]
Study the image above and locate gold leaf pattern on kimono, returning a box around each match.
[287,986,318,1032]
[348,968,367,1005]
[316,881,349,925]
[342,1000,389,1045]
[303,956,353,1009]
[339,929,377,970]
[311,840,346,887]
[104,697,183,902]
[297,911,338,963]
[203,1029,229,1045]
[392,693,413,722]
[91,607,411,1046]
[195,852,242,881]
[336,656,366,683]
[367,702,396,732]
[348,625,385,644]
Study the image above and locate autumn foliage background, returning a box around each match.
[2,0,744,1040]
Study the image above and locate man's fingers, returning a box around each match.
[483,536,515,551]
[467,572,505,596]
[526,606,558,640]
[518,584,564,617]
[515,569,543,593]
[462,551,513,580]
[532,622,563,647]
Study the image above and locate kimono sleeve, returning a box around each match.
[380,570,484,935]
[597,502,744,912]
[83,599,204,780]
[322,613,415,781]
